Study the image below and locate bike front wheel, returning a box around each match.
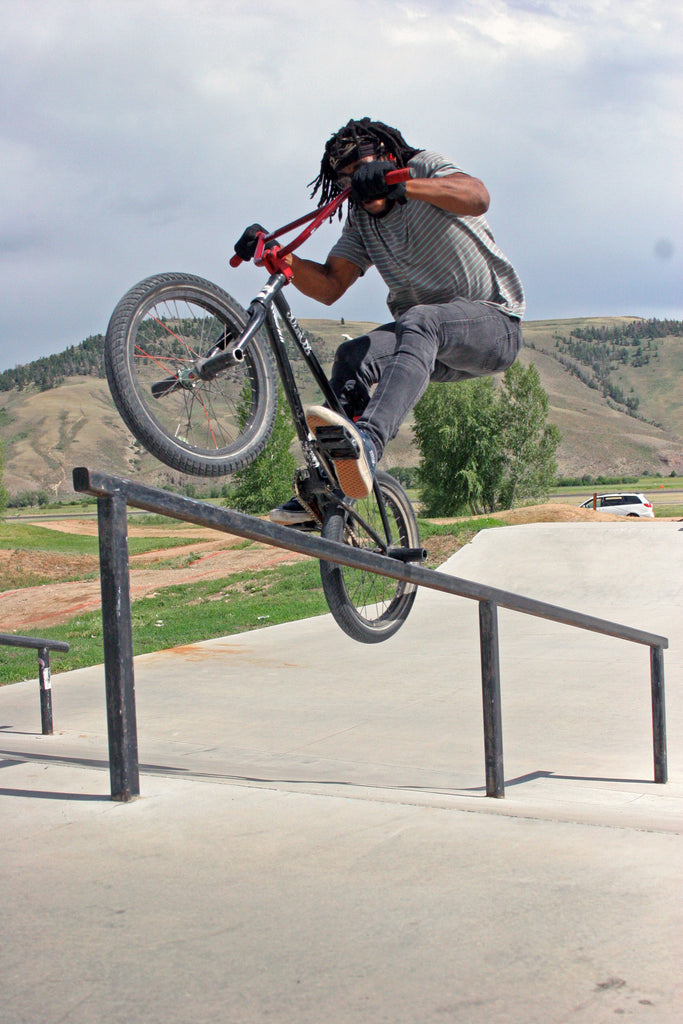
[105,273,278,476]
[320,471,420,643]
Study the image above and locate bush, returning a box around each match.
[413,363,560,516]
[7,489,51,509]
[387,466,419,489]
[230,387,297,515]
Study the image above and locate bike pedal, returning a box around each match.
[314,425,360,460]
[289,520,321,533]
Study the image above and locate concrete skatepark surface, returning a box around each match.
[2,520,681,1023]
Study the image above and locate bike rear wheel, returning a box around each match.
[105,273,278,476]
[320,471,420,643]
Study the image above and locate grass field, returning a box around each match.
[6,474,682,518]
[2,474,680,687]
[0,521,204,587]
[0,515,503,685]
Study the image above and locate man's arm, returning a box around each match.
[282,253,361,305]
[405,171,490,216]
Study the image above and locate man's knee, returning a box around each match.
[332,336,370,377]
[330,337,374,418]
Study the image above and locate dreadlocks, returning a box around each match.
[309,117,422,211]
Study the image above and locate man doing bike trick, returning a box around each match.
[234,117,525,525]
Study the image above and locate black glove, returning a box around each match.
[351,160,406,205]
[234,223,268,262]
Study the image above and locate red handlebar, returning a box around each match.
[229,166,410,271]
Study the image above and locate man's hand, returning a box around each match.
[351,161,407,205]
[234,223,268,262]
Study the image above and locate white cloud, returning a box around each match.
[0,0,681,367]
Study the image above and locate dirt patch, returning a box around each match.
[0,548,99,586]
[38,519,237,540]
[0,505,673,632]
[0,519,308,632]
[422,534,466,567]
[426,503,629,526]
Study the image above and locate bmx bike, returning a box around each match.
[104,168,425,643]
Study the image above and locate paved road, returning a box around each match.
[1,520,681,1023]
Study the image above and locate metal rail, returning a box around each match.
[72,467,669,802]
[0,633,70,734]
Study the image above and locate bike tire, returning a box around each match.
[105,273,278,476]
[320,471,420,643]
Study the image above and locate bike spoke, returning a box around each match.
[133,343,191,382]
[340,490,407,620]
[150,314,200,355]
[128,294,261,455]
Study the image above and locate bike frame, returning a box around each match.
[201,170,417,554]
[254,272,398,551]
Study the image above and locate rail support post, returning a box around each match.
[98,491,139,801]
[479,599,504,798]
[37,646,54,735]
[650,645,667,784]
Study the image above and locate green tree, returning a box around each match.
[496,362,561,508]
[413,363,560,516]
[413,377,503,516]
[230,386,297,514]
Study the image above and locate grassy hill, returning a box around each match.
[1,316,681,500]
[517,319,682,479]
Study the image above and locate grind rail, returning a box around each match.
[72,467,669,802]
[0,633,69,734]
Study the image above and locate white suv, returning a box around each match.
[578,492,655,518]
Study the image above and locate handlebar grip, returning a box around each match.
[386,167,411,184]
[229,254,243,268]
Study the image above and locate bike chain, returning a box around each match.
[292,469,361,544]
[293,469,324,528]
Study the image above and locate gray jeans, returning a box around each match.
[330,298,523,459]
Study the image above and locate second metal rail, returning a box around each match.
[72,467,669,802]
[0,633,70,734]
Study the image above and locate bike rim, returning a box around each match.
[339,489,416,626]
[128,291,262,456]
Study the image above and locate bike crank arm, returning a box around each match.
[344,499,426,563]
[341,490,426,563]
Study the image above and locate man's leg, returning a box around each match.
[356,300,522,458]
[329,324,398,419]
[271,326,399,519]
[302,302,521,501]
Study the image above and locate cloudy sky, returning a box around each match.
[1,0,681,370]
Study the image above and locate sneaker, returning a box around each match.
[306,405,377,499]
[268,496,316,527]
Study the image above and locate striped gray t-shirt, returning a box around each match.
[329,150,525,320]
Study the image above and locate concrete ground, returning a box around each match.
[1,520,681,1024]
